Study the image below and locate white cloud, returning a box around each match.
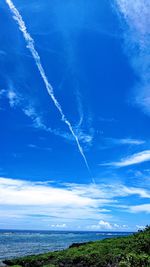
[65,182,150,201]
[23,106,47,130]
[87,221,128,230]
[1,85,93,147]
[74,94,94,147]
[0,177,150,229]
[98,220,113,229]
[122,186,150,198]
[114,138,145,145]
[102,150,150,167]
[1,88,54,133]
[0,178,97,207]
[130,204,150,213]
[51,128,94,146]
[0,176,150,226]
[51,223,66,228]
[104,138,145,147]
[76,130,94,146]
[0,178,114,228]
[28,144,51,151]
[0,88,20,108]
[0,177,113,224]
[24,107,93,146]
[115,0,150,114]
[7,89,20,107]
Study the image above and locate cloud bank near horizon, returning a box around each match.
[0,176,150,230]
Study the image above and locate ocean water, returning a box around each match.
[0,230,131,261]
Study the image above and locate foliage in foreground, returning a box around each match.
[4,226,150,267]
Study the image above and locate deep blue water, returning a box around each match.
[0,230,132,261]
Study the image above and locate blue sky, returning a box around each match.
[0,0,150,231]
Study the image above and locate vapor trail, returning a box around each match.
[5,0,92,176]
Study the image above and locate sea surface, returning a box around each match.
[0,230,132,261]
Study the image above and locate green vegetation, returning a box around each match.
[4,226,150,267]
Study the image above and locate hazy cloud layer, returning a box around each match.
[0,177,150,229]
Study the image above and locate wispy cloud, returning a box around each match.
[23,106,47,130]
[105,137,145,146]
[115,0,150,115]
[119,138,145,145]
[28,144,51,151]
[74,91,94,147]
[1,88,93,147]
[130,204,150,213]
[7,89,20,108]
[5,0,91,176]
[23,106,93,146]
[75,90,84,128]
[74,128,94,147]
[122,186,150,198]
[0,88,21,110]
[65,182,150,200]
[102,150,150,167]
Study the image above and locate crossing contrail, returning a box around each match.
[5,0,93,178]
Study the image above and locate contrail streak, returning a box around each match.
[5,0,92,177]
